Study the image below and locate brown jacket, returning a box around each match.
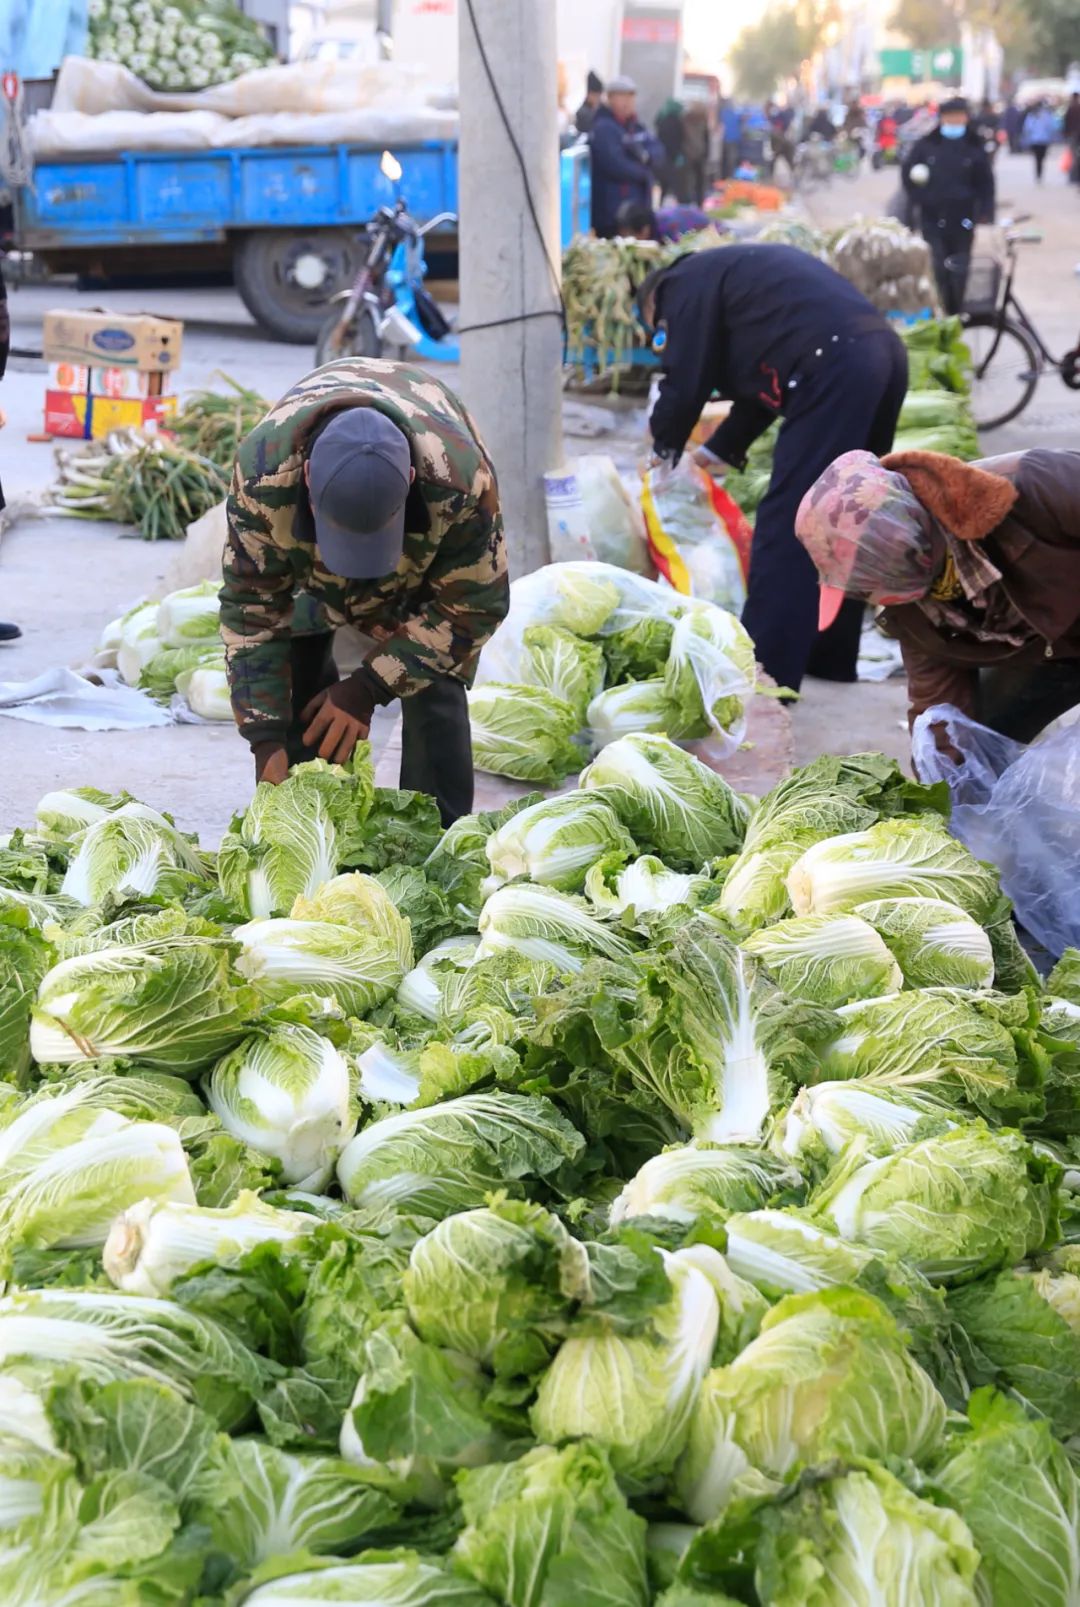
[879,448,1080,725]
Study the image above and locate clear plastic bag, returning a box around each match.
[912,703,1080,956]
[641,461,750,613]
[475,562,755,758]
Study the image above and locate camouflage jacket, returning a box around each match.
[220,358,508,746]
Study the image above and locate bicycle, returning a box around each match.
[948,227,1080,430]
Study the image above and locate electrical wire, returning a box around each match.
[456,0,568,342]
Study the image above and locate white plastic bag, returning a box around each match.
[641,460,748,612]
[912,703,1080,956]
[575,456,650,574]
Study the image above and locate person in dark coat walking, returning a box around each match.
[1064,92,1080,183]
[1002,100,1024,154]
[589,76,663,238]
[902,97,995,315]
[681,102,711,204]
[797,447,1080,741]
[654,97,685,199]
[574,70,604,136]
[638,245,908,693]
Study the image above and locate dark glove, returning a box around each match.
[252,742,289,785]
[300,672,385,765]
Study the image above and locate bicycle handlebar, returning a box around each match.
[1005,229,1044,245]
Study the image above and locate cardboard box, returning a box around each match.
[44,390,177,441]
[42,309,184,372]
[87,366,168,399]
[47,360,91,395]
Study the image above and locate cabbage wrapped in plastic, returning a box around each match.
[468,683,582,785]
[585,680,679,748]
[663,604,756,748]
[520,625,605,722]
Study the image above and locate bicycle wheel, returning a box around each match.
[964,316,1041,431]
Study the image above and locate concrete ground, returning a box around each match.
[1,148,1075,842]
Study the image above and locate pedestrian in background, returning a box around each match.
[1023,100,1058,183]
[682,102,710,204]
[903,97,995,316]
[574,70,603,136]
[1002,99,1023,154]
[1065,91,1080,184]
[654,97,686,201]
[589,76,663,238]
[719,97,742,179]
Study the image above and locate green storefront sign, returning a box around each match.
[879,45,962,82]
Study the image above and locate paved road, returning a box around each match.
[804,148,1080,454]
[0,155,1074,840]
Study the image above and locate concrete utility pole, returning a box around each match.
[458,0,563,574]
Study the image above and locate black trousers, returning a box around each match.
[286,633,474,826]
[977,659,1080,744]
[922,208,975,316]
[1030,143,1049,181]
[741,328,909,694]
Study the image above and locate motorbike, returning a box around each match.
[314,150,459,367]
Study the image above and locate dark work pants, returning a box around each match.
[286,633,474,825]
[977,659,1080,744]
[741,328,909,693]
[1030,143,1049,181]
[922,209,975,316]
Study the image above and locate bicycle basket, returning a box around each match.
[950,254,1002,316]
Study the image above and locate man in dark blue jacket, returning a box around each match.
[639,244,908,693]
[589,76,663,237]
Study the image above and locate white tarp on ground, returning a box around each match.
[0,668,171,729]
[29,55,459,155]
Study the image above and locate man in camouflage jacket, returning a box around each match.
[220,357,508,823]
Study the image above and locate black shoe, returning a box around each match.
[0,622,22,641]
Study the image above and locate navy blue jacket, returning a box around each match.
[649,244,890,465]
[589,104,663,235]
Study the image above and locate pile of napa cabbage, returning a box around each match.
[0,737,1077,1606]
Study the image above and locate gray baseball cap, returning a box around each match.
[308,408,413,579]
[607,75,637,94]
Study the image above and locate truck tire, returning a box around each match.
[315,306,381,367]
[233,230,361,343]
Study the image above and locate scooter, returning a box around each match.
[314,150,459,367]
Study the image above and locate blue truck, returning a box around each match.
[15,138,591,342]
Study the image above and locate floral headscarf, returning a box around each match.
[796,449,1030,646]
[795,451,943,607]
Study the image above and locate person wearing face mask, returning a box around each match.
[795,447,1080,742]
[902,97,995,315]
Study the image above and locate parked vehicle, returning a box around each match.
[12,135,590,343]
[315,150,458,365]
